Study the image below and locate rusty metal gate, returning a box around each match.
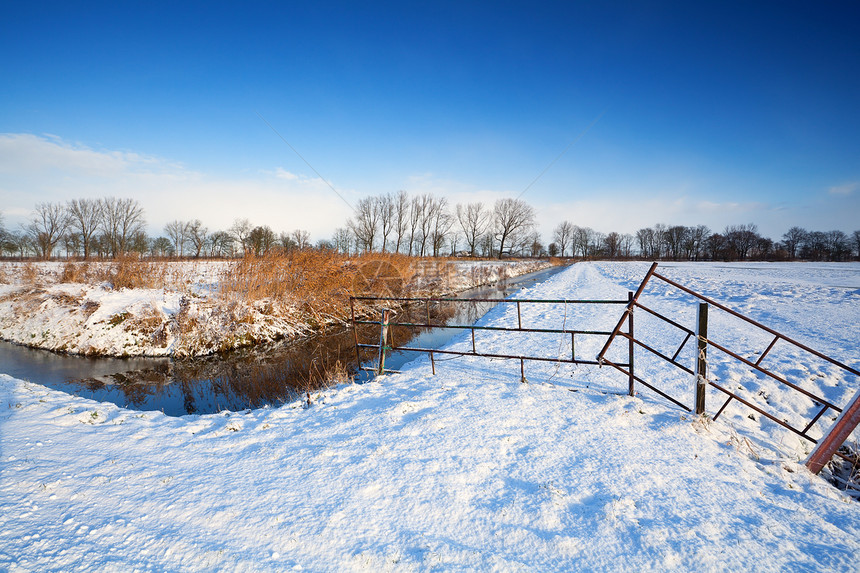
[597,262,860,473]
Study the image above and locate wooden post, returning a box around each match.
[627,291,635,396]
[430,351,436,375]
[376,309,391,376]
[695,302,708,415]
[520,358,526,383]
[807,386,860,474]
[517,301,522,329]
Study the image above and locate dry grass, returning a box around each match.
[220,251,416,323]
[54,257,173,290]
[20,262,40,285]
[60,261,91,283]
[106,254,170,290]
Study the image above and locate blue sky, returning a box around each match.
[2,1,858,242]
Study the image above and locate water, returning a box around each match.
[0,265,567,416]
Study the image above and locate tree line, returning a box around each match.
[2,195,859,262]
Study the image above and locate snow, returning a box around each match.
[1,261,859,571]
[0,259,550,358]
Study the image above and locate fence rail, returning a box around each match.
[350,294,633,383]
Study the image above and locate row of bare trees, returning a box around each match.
[336,191,539,259]
[4,198,146,259]
[0,199,316,260]
[2,197,859,261]
[625,223,859,262]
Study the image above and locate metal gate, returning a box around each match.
[597,262,860,473]
[351,262,860,475]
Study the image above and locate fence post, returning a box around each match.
[806,386,860,474]
[376,309,391,376]
[628,291,635,396]
[695,302,709,415]
[350,297,362,370]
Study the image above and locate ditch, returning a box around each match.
[0,264,567,416]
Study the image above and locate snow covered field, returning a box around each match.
[1,261,858,571]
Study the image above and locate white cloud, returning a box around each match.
[828,182,858,196]
[0,133,353,241]
[273,168,299,180]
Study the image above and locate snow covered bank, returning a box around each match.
[0,259,552,358]
[1,262,858,571]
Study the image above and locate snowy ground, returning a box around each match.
[1,261,858,571]
[0,259,550,358]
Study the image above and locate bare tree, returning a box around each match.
[724,223,760,260]
[27,202,69,259]
[620,233,636,258]
[393,190,410,254]
[248,226,276,255]
[825,230,851,261]
[207,231,234,257]
[407,194,425,256]
[456,202,489,257]
[588,230,606,258]
[552,221,574,257]
[279,231,297,252]
[101,197,146,257]
[150,236,174,257]
[378,194,395,253]
[526,232,544,257]
[782,226,807,260]
[414,194,437,257]
[604,232,621,258]
[663,225,689,260]
[349,196,381,252]
[187,219,208,258]
[291,229,311,250]
[164,220,190,257]
[332,227,352,255]
[492,198,535,259]
[67,198,103,259]
[853,230,860,260]
[685,225,711,260]
[429,196,453,257]
[230,218,253,256]
[572,226,593,258]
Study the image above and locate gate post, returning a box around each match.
[806,386,860,474]
[695,302,709,415]
[627,291,635,396]
[377,309,391,376]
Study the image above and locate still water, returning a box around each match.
[0,265,566,416]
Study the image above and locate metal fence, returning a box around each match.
[597,262,860,472]
[350,294,633,384]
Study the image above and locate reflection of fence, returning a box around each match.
[349,295,633,384]
[597,262,860,474]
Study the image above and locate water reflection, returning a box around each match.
[1,265,566,416]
